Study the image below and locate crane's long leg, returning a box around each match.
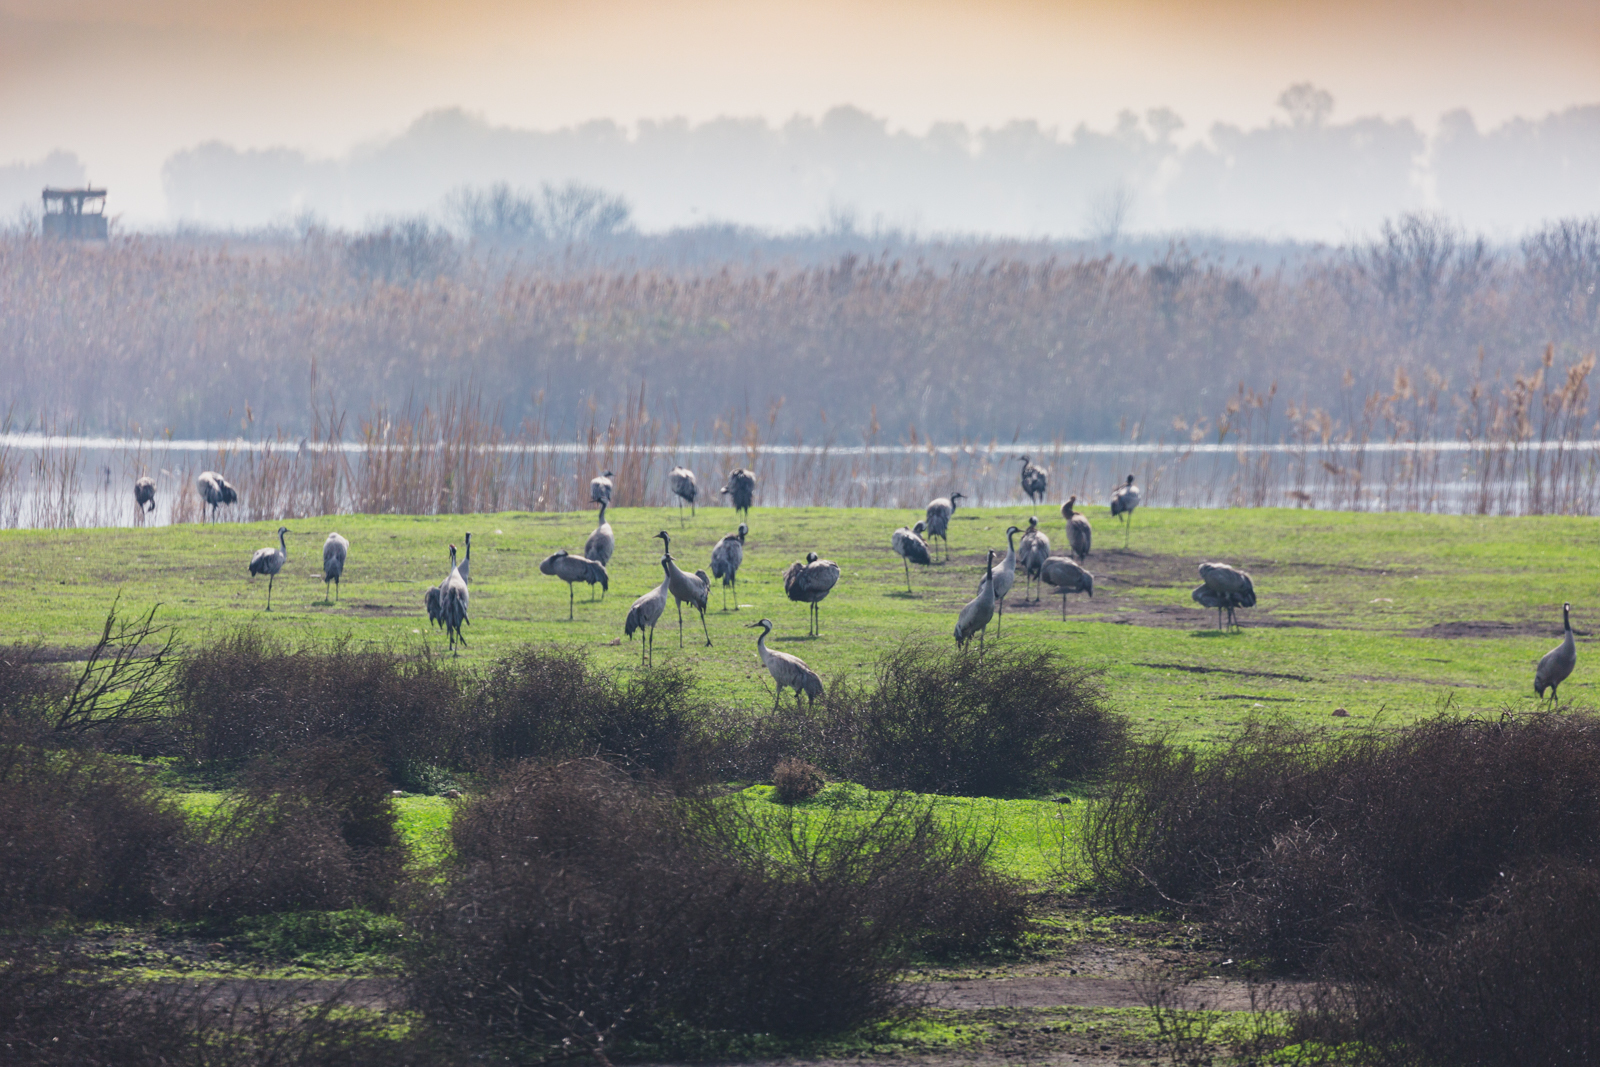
[1061,592,1067,621]
[677,600,685,647]
[335,576,340,603]
[904,555,912,592]
[699,606,711,647]
[732,575,738,610]
[568,583,575,620]
[1125,511,1133,548]
[266,573,274,612]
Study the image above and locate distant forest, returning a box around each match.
[2,212,1597,444]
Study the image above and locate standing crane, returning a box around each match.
[1192,562,1255,630]
[654,530,712,646]
[1062,496,1092,561]
[1018,516,1051,601]
[955,550,997,654]
[1535,602,1577,703]
[1040,555,1093,620]
[198,471,238,523]
[322,532,348,603]
[784,551,840,637]
[539,550,610,618]
[1110,474,1142,547]
[585,503,615,584]
[711,523,747,611]
[440,544,470,654]
[747,618,824,708]
[1018,455,1048,504]
[978,526,1020,635]
[133,476,156,518]
[668,466,698,522]
[590,471,614,507]
[720,468,756,520]
[924,491,966,561]
[625,572,670,665]
[891,520,933,592]
[248,526,290,611]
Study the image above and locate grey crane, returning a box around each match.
[1535,602,1577,703]
[585,502,615,575]
[655,530,712,647]
[748,618,824,708]
[720,468,756,520]
[248,526,290,611]
[1062,495,1092,561]
[955,550,997,654]
[977,526,1020,635]
[784,551,840,637]
[457,532,472,585]
[625,574,670,665]
[1018,455,1048,504]
[1110,474,1142,546]
[439,544,470,654]
[198,471,238,523]
[890,520,933,592]
[1192,562,1256,630]
[711,522,747,611]
[590,470,614,507]
[1018,516,1051,601]
[322,532,348,603]
[1040,555,1093,620]
[924,491,966,561]
[540,550,610,619]
[133,476,156,517]
[425,583,444,630]
[668,465,698,523]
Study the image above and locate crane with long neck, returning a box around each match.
[655,530,712,647]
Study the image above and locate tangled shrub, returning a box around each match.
[171,628,465,780]
[771,757,825,803]
[412,760,1026,1056]
[0,649,70,728]
[1084,713,1600,969]
[832,643,1121,796]
[0,739,187,923]
[173,743,408,920]
[471,647,715,782]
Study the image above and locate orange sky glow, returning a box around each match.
[2,0,1597,221]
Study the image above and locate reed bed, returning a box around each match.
[3,342,1600,526]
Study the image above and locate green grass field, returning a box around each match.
[1,503,1593,737]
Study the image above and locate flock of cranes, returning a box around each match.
[134,461,1579,705]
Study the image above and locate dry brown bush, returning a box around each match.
[771,756,825,803]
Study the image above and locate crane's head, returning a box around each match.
[603,470,614,477]
[746,618,775,632]
[1006,525,1021,538]
[737,523,748,538]
[913,520,926,535]
[1062,495,1077,517]
[277,526,289,536]
[1027,515,1039,528]
[1017,454,1029,464]
[1125,474,1135,485]
[806,551,818,563]
[952,491,966,501]
[465,532,471,545]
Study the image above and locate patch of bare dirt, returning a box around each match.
[1411,619,1587,640]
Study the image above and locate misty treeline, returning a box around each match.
[4,212,1599,450]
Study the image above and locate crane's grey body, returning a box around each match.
[425,584,444,630]
[711,523,747,610]
[1062,496,1092,561]
[457,532,472,585]
[955,550,997,653]
[133,476,156,516]
[1018,516,1051,601]
[1192,562,1255,630]
[440,544,469,653]
[1535,602,1577,702]
[590,471,614,507]
[198,471,238,523]
[625,576,670,665]
[891,520,932,591]
[1040,556,1093,620]
[248,526,290,611]
[668,466,698,522]
[720,468,756,519]
[1018,455,1048,504]
[322,532,348,602]
[1110,474,1141,546]
[748,618,823,708]
[977,526,1020,635]
[585,503,614,572]
[655,530,712,646]
[540,550,610,619]
[784,551,840,636]
[923,491,965,561]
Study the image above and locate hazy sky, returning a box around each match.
[3,0,1598,224]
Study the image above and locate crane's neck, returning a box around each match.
[755,625,772,660]
[1006,528,1017,551]
[279,530,287,554]
[598,502,607,523]
[1565,604,1573,635]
